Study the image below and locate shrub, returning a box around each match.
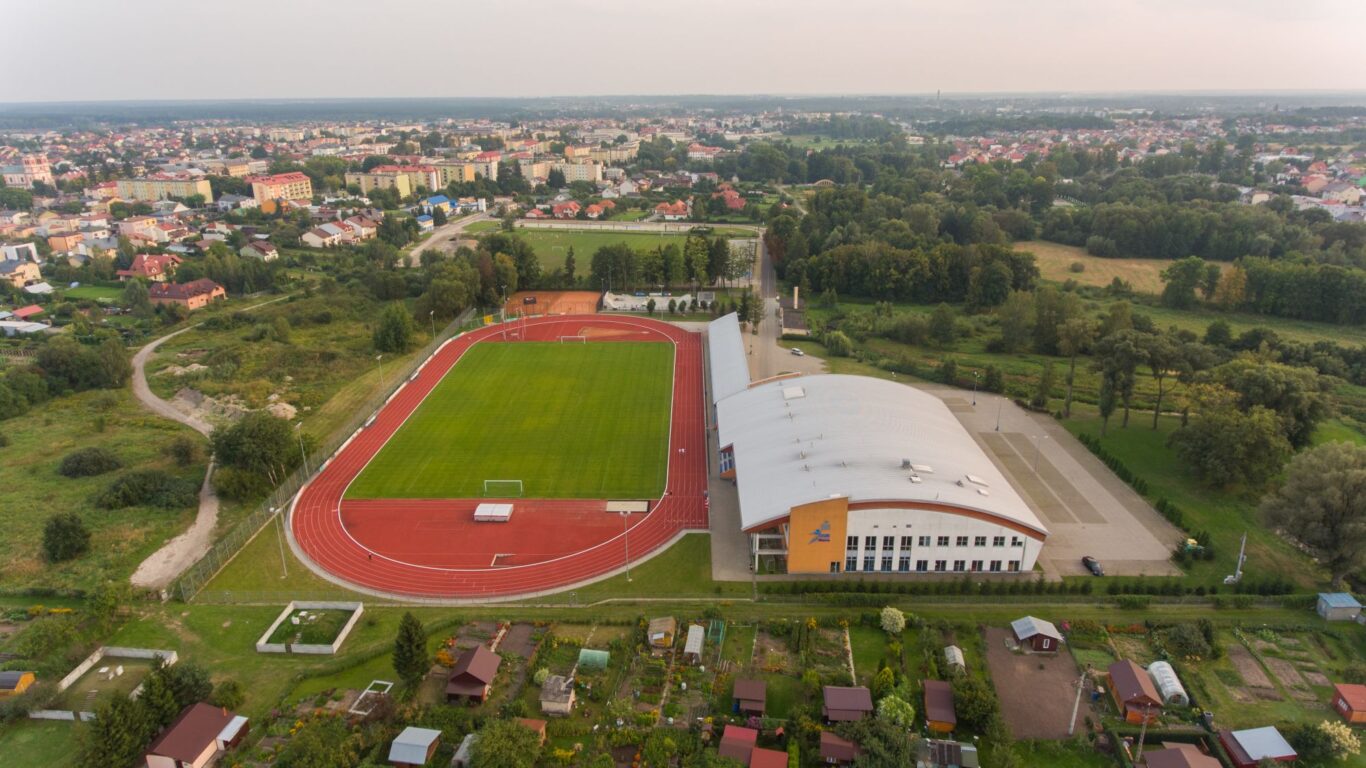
[94,470,198,510]
[211,679,245,710]
[1165,623,1212,660]
[164,436,203,467]
[824,330,853,357]
[879,606,906,635]
[212,466,272,501]
[58,446,122,478]
[1068,261,1086,273]
[42,513,91,562]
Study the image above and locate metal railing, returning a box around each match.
[170,308,479,602]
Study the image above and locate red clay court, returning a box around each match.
[289,314,708,599]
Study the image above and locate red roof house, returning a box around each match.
[446,644,501,703]
[117,253,182,282]
[1332,683,1366,724]
[717,724,758,763]
[1108,660,1162,724]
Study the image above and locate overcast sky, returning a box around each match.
[4,0,1364,102]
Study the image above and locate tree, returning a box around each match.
[211,411,299,485]
[1160,256,1208,309]
[1142,332,1182,429]
[373,302,416,353]
[393,611,428,691]
[825,331,853,357]
[876,694,916,728]
[1260,441,1366,587]
[995,291,1034,352]
[1056,318,1095,418]
[1094,329,1145,428]
[469,717,542,768]
[43,512,90,562]
[879,606,905,635]
[564,246,576,284]
[139,669,181,729]
[1284,721,1360,765]
[1214,358,1331,448]
[1171,384,1291,487]
[211,679,245,710]
[929,303,957,347]
[646,297,656,316]
[431,206,447,226]
[79,695,154,768]
[1031,361,1055,410]
[160,660,213,709]
[547,168,566,188]
[950,674,999,732]
[871,667,896,700]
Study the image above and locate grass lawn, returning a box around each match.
[759,672,804,719]
[198,515,345,595]
[1008,739,1114,767]
[0,389,205,592]
[847,624,890,685]
[346,341,674,500]
[266,607,354,645]
[510,229,692,271]
[1063,409,1326,589]
[55,658,155,711]
[549,533,750,602]
[62,284,123,301]
[0,719,80,768]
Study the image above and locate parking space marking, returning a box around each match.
[981,433,1076,524]
[1003,433,1107,524]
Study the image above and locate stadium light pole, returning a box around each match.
[272,506,288,578]
[374,354,386,393]
[621,510,631,582]
[429,310,436,341]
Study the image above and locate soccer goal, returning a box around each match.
[558,335,587,344]
[483,479,524,498]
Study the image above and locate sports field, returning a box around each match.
[345,341,674,500]
[515,229,691,270]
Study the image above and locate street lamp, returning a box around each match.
[272,506,288,578]
[429,310,436,341]
[294,422,309,477]
[972,371,979,406]
[374,354,386,393]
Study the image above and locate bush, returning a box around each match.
[1069,261,1086,273]
[94,470,198,510]
[824,330,853,357]
[212,466,272,501]
[42,513,91,562]
[164,436,203,467]
[58,446,123,478]
[1165,623,1212,660]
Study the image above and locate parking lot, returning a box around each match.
[926,388,1182,578]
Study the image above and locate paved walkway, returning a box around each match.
[405,211,491,266]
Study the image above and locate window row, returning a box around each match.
[844,534,1024,552]
[842,557,1021,573]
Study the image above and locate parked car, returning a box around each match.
[1082,556,1104,576]
[790,348,805,356]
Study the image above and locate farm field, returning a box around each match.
[346,341,674,500]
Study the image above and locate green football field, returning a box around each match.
[345,342,674,500]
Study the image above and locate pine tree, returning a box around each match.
[393,612,428,691]
[564,246,576,284]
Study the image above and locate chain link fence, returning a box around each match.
[171,309,480,602]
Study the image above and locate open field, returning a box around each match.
[346,341,674,500]
[61,284,123,301]
[1015,240,1220,294]
[510,229,693,271]
[0,389,206,592]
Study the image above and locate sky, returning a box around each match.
[4,0,1364,102]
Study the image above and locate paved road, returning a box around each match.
[128,294,289,591]
[405,211,492,266]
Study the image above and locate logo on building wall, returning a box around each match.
[809,521,831,544]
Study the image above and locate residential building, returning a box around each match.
[552,161,603,183]
[47,232,85,252]
[446,644,500,703]
[821,686,873,722]
[387,727,441,768]
[248,171,313,204]
[1108,660,1162,724]
[240,241,279,261]
[923,679,957,733]
[435,162,478,185]
[655,199,690,220]
[116,174,213,203]
[1,242,39,263]
[118,215,162,241]
[144,703,247,768]
[116,253,182,282]
[0,259,41,288]
[148,279,227,310]
[344,169,413,198]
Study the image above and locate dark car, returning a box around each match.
[1082,556,1104,576]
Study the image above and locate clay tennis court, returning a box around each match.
[289,314,708,599]
[502,290,602,316]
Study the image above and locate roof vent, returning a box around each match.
[912,464,934,473]
[977,488,990,497]
[910,475,923,484]
[901,458,912,469]
[965,474,988,487]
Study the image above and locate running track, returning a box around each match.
[290,315,708,598]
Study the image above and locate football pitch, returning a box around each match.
[345,341,674,500]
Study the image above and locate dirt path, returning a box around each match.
[129,296,290,591]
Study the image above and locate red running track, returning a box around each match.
[290,315,708,598]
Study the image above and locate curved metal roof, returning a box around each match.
[716,373,1047,536]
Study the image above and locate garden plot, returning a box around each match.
[984,626,1094,739]
[54,658,156,712]
[256,602,363,654]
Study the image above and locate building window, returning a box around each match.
[898,556,910,572]
[919,536,931,547]
[933,560,947,572]
[881,556,892,572]
[916,560,928,572]
[1008,560,1021,572]
[882,536,895,551]
[993,535,1006,546]
[863,556,875,572]
[846,536,858,551]
[989,560,1002,572]
[937,536,950,546]
[956,536,969,546]
[864,536,876,549]
[1011,536,1024,546]
[900,536,913,549]
[846,556,858,572]
[970,560,983,572]
[952,560,966,572]
[974,536,987,546]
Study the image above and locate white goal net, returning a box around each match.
[558,335,587,343]
[483,479,524,497]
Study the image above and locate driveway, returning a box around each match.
[406,211,491,266]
